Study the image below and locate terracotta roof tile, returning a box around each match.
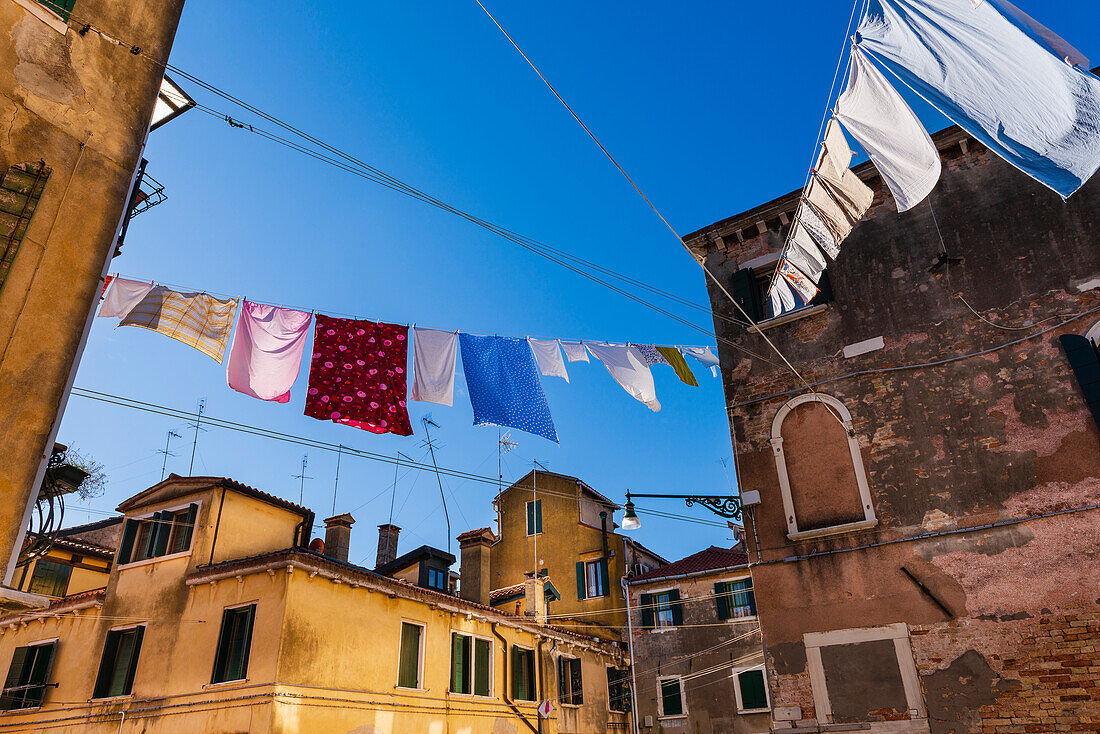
[628,542,749,583]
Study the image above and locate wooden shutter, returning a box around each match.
[93,631,121,698]
[474,639,491,696]
[599,559,610,598]
[1060,335,1100,428]
[575,562,586,600]
[639,593,654,629]
[557,657,568,702]
[570,658,583,704]
[729,268,764,323]
[117,519,139,565]
[527,502,534,535]
[745,578,757,616]
[120,627,144,696]
[1,647,29,710]
[25,643,55,707]
[397,623,421,689]
[176,503,198,553]
[151,512,172,557]
[738,669,768,710]
[715,582,732,620]
[660,678,683,716]
[669,589,684,626]
[451,634,471,694]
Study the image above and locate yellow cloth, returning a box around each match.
[121,286,239,362]
[655,346,698,388]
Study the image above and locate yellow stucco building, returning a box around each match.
[458,471,666,641]
[0,475,630,733]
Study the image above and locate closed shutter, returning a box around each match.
[745,578,757,616]
[93,631,121,698]
[1060,334,1100,428]
[527,502,534,534]
[474,639,491,696]
[729,268,764,323]
[557,657,568,702]
[738,669,768,710]
[715,582,732,620]
[639,593,654,629]
[37,0,75,21]
[25,643,55,708]
[575,562,586,600]
[120,627,144,696]
[599,559,610,598]
[669,589,684,626]
[150,512,172,557]
[1,647,29,710]
[451,634,470,694]
[117,519,139,565]
[397,623,421,688]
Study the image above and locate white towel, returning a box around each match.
[527,338,569,382]
[559,341,590,363]
[411,328,458,406]
[585,343,661,412]
[97,277,154,319]
[835,48,941,212]
[769,276,797,317]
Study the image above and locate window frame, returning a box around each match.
[657,675,686,719]
[557,654,583,706]
[732,666,771,713]
[26,559,72,598]
[511,645,537,702]
[426,566,448,591]
[584,560,605,599]
[92,624,146,700]
[449,631,494,698]
[770,393,877,540]
[526,500,543,536]
[0,638,58,711]
[117,502,200,568]
[210,602,257,685]
[606,665,631,713]
[639,587,683,630]
[396,620,426,691]
[715,575,757,621]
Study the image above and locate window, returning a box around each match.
[27,560,71,598]
[716,578,756,620]
[211,604,255,684]
[558,656,583,705]
[427,567,447,591]
[526,500,543,535]
[117,504,198,565]
[1059,332,1100,429]
[93,626,144,699]
[37,0,75,21]
[450,633,492,696]
[734,668,770,713]
[640,590,682,629]
[728,263,833,323]
[397,622,424,689]
[658,677,685,717]
[607,666,631,713]
[771,393,876,540]
[0,642,56,710]
[511,646,536,701]
[575,558,609,600]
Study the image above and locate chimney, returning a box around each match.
[457,527,495,605]
[323,513,355,563]
[376,523,401,568]
[524,572,548,625]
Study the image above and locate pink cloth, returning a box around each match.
[226,301,313,403]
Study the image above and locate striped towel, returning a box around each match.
[121,286,239,362]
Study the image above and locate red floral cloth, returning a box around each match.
[304,316,412,436]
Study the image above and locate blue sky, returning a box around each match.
[57,1,1095,566]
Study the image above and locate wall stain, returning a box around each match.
[923,650,1022,734]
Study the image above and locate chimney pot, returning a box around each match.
[457,527,496,605]
[323,514,355,563]
[376,523,401,568]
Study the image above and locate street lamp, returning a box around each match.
[620,490,743,531]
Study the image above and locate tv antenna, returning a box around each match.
[292,454,313,505]
[497,428,518,534]
[187,399,208,474]
[421,415,451,554]
[158,430,182,481]
[388,451,410,526]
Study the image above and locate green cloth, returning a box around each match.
[656,347,698,387]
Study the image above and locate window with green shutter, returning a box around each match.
[451,634,492,695]
[511,646,535,701]
[0,642,56,710]
[526,500,542,535]
[27,559,71,598]
[93,626,144,699]
[659,677,684,717]
[716,578,756,620]
[474,638,491,697]
[397,622,423,689]
[450,633,471,694]
[735,668,769,712]
[212,604,256,684]
[558,656,583,705]
[118,504,199,565]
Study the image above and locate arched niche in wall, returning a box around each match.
[770,393,876,541]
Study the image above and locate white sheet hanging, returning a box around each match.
[527,338,569,382]
[585,342,661,412]
[97,277,154,319]
[835,48,941,212]
[796,202,841,259]
[411,327,459,406]
[559,340,590,363]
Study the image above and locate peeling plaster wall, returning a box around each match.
[0,0,186,587]
[688,127,1100,731]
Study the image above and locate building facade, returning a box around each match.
[0,0,186,609]
[458,470,666,641]
[686,120,1100,733]
[0,475,631,733]
[626,543,769,734]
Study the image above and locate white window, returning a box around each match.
[657,676,686,718]
[733,666,770,713]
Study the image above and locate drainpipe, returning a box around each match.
[492,623,538,734]
[621,577,641,734]
[536,637,546,734]
[208,485,228,566]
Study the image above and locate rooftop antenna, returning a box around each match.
[292,454,313,505]
[497,428,518,535]
[187,399,208,475]
[331,445,343,516]
[421,415,451,554]
[388,451,410,526]
[158,430,182,481]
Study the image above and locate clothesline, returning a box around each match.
[105,272,718,352]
